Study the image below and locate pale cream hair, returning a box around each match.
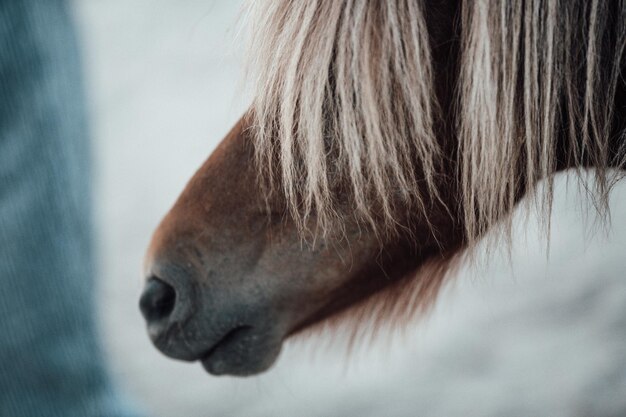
[244,0,626,243]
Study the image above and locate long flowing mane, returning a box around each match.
[244,0,626,243]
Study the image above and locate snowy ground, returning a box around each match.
[73,2,626,416]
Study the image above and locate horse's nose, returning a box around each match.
[139,271,200,361]
[139,277,176,324]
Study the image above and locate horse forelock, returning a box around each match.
[244,0,626,245]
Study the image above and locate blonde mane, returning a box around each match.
[244,0,626,243]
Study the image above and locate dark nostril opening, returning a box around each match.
[140,276,177,323]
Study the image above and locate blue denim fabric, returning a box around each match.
[0,2,141,416]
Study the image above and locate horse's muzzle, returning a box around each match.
[139,263,284,376]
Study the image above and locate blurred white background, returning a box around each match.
[72,1,626,416]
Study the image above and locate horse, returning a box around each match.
[139,0,626,376]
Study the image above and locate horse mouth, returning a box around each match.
[199,325,280,376]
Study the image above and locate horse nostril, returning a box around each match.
[139,276,177,323]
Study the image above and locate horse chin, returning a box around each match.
[197,324,284,376]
